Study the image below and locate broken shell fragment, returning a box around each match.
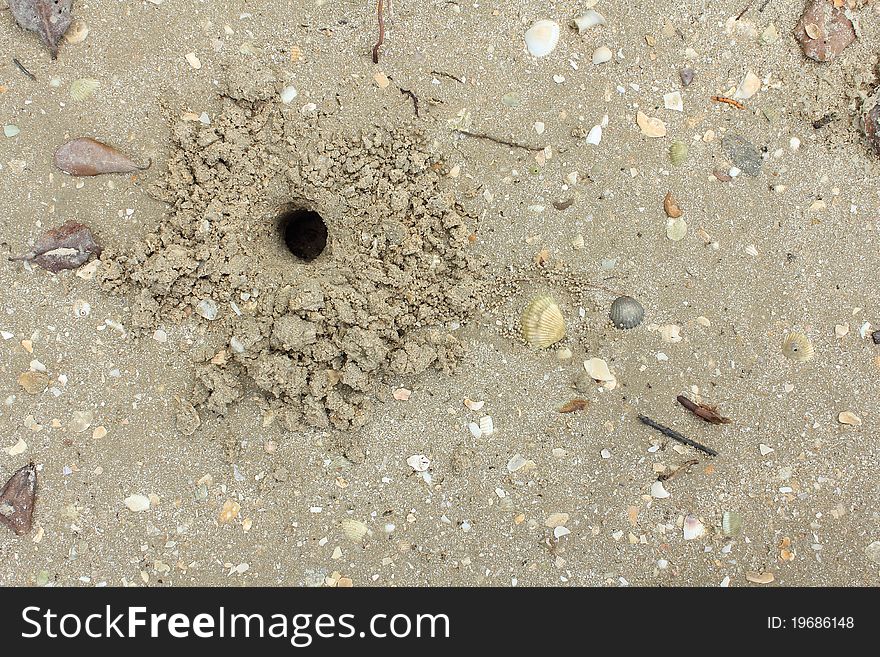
[746,571,775,585]
[571,10,606,34]
[837,411,862,426]
[781,332,814,362]
[663,192,683,218]
[650,481,670,499]
[406,455,430,472]
[592,46,612,65]
[583,358,617,390]
[609,296,644,330]
[683,514,704,540]
[794,0,856,62]
[64,20,90,44]
[521,296,566,348]
[479,415,494,436]
[525,20,560,58]
[636,111,667,138]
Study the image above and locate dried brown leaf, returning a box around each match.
[677,395,732,425]
[7,0,74,59]
[0,463,37,536]
[558,398,589,413]
[10,220,101,273]
[54,137,150,176]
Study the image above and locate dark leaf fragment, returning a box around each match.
[10,220,101,273]
[7,0,74,59]
[0,462,37,536]
[676,395,732,425]
[54,137,150,176]
[558,398,589,413]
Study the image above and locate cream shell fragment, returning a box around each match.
[583,358,617,390]
[637,111,667,138]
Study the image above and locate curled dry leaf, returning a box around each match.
[663,192,682,218]
[54,137,150,176]
[677,395,731,425]
[558,398,589,413]
[0,462,37,536]
[9,221,101,273]
[8,0,74,59]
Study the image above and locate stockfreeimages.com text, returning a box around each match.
[21,606,450,646]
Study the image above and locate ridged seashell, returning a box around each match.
[669,141,688,166]
[683,514,705,540]
[341,518,369,543]
[521,296,566,348]
[722,511,742,537]
[782,332,814,362]
[70,78,100,102]
[571,10,606,34]
[525,20,560,58]
[609,296,644,329]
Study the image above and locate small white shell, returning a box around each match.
[586,125,602,145]
[525,20,560,58]
[64,20,90,44]
[650,481,670,499]
[467,422,481,438]
[72,299,91,317]
[70,78,100,102]
[280,85,298,104]
[406,454,430,472]
[464,398,485,411]
[592,46,613,65]
[683,514,705,540]
[479,415,494,436]
[572,10,606,34]
[196,299,218,320]
[124,494,151,512]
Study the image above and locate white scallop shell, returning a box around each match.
[525,20,560,58]
[781,332,814,362]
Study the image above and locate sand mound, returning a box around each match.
[99,71,484,431]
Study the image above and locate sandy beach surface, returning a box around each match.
[1,0,879,587]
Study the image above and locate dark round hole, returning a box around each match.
[278,207,327,261]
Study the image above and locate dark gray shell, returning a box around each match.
[609,296,644,329]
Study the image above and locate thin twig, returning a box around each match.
[658,458,700,482]
[454,129,544,152]
[398,87,419,116]
[372,0,385,64]
[637,415,718,457]
[12,57,36,81]
[736,2,753,21]
[711,95,745,110]
[431,70,464,83]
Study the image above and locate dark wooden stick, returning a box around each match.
[12,57,36,81]
[638,415,718,457]
[454,129,544,152]
[372,0,385,64]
